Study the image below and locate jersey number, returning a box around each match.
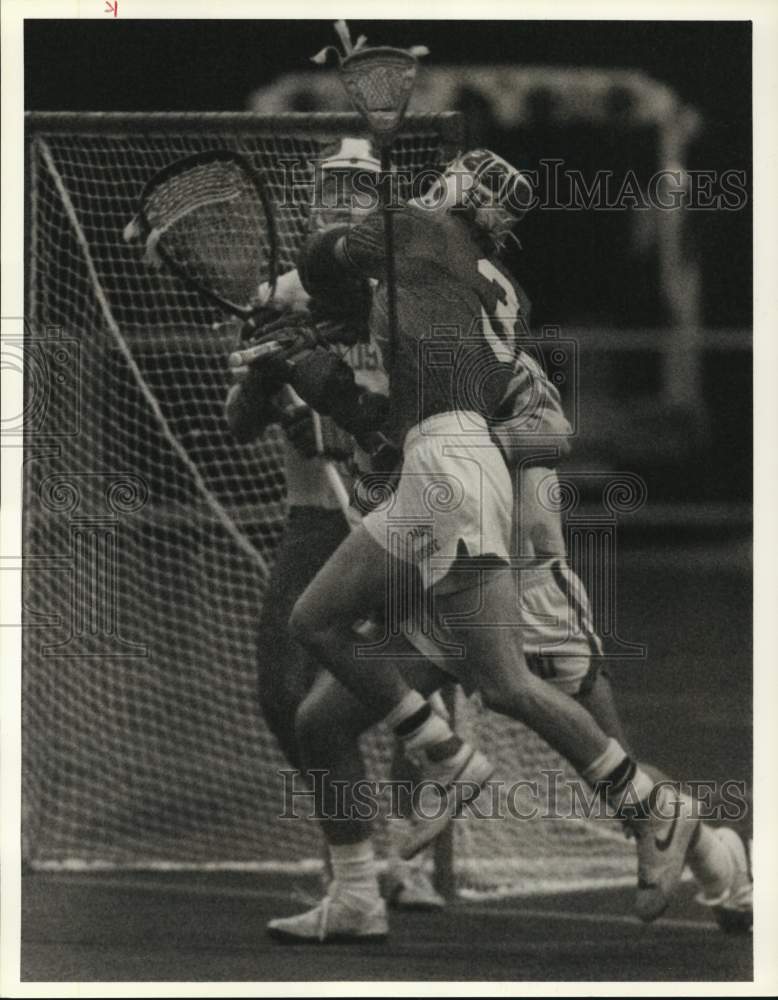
[477,259,521,366]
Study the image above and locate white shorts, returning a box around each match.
[362,411,513,593]
[517,559,603,693]
[405,559,603,696]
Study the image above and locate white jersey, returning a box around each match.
[285,338,387,509]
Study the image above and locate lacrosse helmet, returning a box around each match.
[419,148,534,246]
[311,136,381,230]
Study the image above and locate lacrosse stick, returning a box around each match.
[313,21,427,373]
[124,149,278,321]
[125,149,354,524]
[283,384,360,528]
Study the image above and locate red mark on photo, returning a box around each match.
[104,0,118,15]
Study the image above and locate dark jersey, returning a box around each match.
[316,204,533,445]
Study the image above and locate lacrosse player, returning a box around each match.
[226,137,446,911]
[257,149,748,942]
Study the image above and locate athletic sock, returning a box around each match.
[582,738,655,817]
[687,824,734,901]
[329,840,381,899]
[384,691,462,756]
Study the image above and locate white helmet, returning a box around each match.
[321,137,381,174]
[311,137,380,230]
[420,148,534,246]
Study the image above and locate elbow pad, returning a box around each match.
[298,227,372,329]
[298,227,357,302]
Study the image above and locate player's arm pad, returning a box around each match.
[224,363,286,444]
[298,226,372,335]
[289,347,389,443]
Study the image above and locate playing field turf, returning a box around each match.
[20,537,752,983]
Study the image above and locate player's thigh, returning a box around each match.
[433,566,530,697]
[258,507,349,697]
[290,522,409,637]
[359,623,451,698]
[260,507,350,632]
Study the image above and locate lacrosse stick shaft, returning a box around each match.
[380,144,399,377]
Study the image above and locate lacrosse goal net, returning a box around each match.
[23,111,632,895]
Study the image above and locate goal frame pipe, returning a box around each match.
[25,111,462,148]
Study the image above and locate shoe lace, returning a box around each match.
[302,886,338,940]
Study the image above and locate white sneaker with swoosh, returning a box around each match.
[632,784,700,922]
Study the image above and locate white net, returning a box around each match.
[23,111,633,894]
[453,692,634,897]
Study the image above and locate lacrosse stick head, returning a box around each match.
[128,150,278,319]
[338,46,419,136]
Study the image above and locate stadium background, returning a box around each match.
[25,19,752,502]
[22,19,752,982]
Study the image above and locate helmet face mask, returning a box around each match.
[315,170,376,228]
[311,137,380,231]
[418,148,533,246]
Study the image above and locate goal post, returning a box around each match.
[23,110,633,895]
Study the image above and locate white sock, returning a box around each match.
[581,737,627,784]
[581,738,654,813]
[329,840,380,895]
[687,825,734,901]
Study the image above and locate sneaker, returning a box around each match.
[267,883,388,944]
[385,860,446,911]
[696,827,753,934]
[632,783,700,923]
[399,742,494,861]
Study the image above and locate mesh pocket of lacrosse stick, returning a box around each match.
[126,150,278,318]
[339,47,419,135]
